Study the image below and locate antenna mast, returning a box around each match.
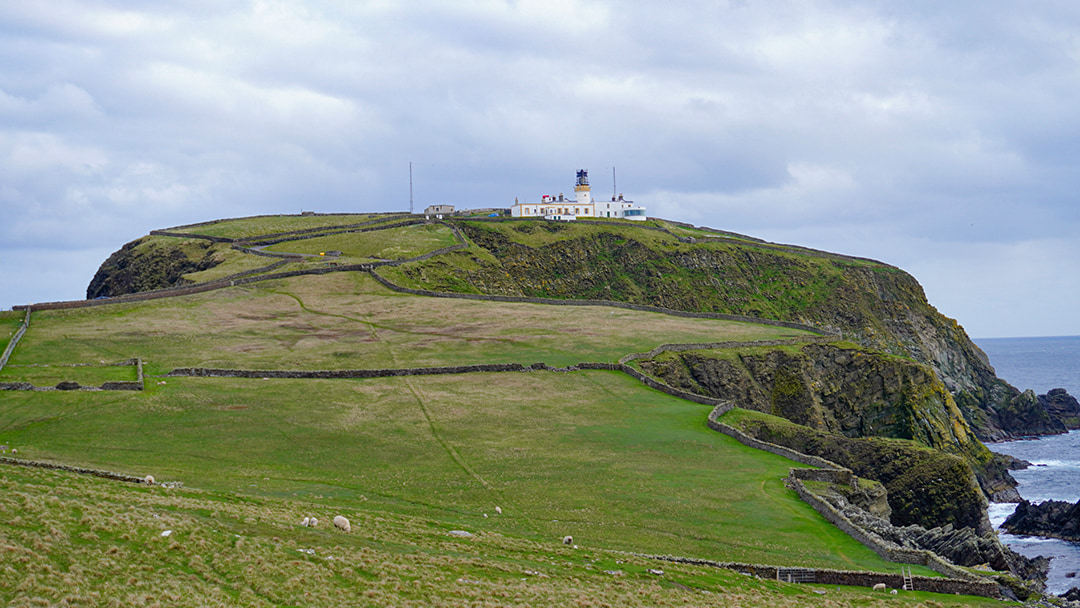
[409,161,414,214]
[612,166,617,198]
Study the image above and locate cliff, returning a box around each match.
[89,217,1061,448]
[393,220,1033,440]
[86,236,225,299]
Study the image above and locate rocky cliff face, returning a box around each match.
[86,237,224,299]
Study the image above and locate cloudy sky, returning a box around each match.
[2,1,1079,338]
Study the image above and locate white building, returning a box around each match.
[424,204,455,218]
[510,170,646,221]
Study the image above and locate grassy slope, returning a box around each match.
[262,223,459,262]
[5,273,808,375]
[1,214,1012,605]
[169,214,389,239]
[0,467,1003,608]
[0,370,912,573]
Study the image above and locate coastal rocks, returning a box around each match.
[827,494,1047,583]
[1002,499,1080,541]
[994,390,1067,437]
[1040,388,1080,429]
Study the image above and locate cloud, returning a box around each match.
[0,0,1078,337]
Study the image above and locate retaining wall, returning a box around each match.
[706,410,843,471]
[706,404,998,585]
[786,477,981,582]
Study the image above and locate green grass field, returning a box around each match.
[0,370,931,574]
[0,362,136,386]
[180,246,292,283]
[5,273,808,375]
[263,222,459,261]
[168,213,397,240]
[0,226,1013,605]
[0,465,1003,608]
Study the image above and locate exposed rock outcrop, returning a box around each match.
[1041,388,1080,429]
[1003,499,1080,541]
[639,343,1019,505]
[825,492,1046,582]
[87,236,224,299]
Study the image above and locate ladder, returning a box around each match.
[901,566,914,591]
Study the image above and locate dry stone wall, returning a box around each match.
[634,553,998,597]
[0,308,30,372]
[0,456,149,484]
[704,403,1002,585]
[1,358,143,392]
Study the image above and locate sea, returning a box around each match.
[976,335,1080,594]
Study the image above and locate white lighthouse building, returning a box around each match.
[510,170,646,221]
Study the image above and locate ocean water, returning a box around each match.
[977,335,1080,594]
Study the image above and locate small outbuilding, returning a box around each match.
[424,205,455,218]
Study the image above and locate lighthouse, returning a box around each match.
[508,169,645,220]
[574,169,592,206]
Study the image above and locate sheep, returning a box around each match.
[144,475,155,486]
[495,506,502,515]
[309,517,318,527]
[872,583,886,592]
[890,589,898,595]
[562,535,573,545]
[301,517,310,527]
[333,515,351,533]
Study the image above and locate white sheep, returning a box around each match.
[872,583,886,592]
[144,475,155,486]
[333,515,351,533]
[309,517,318,527]
[562,535,573,545]
[301,517,310,527]
[495,506,502,515]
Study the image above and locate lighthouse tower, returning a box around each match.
[574,169,592,206]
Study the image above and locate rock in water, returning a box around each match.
[1003,499,1080,541]
[1040,388,1080,429]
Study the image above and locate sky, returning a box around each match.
[2,1,1079,338]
